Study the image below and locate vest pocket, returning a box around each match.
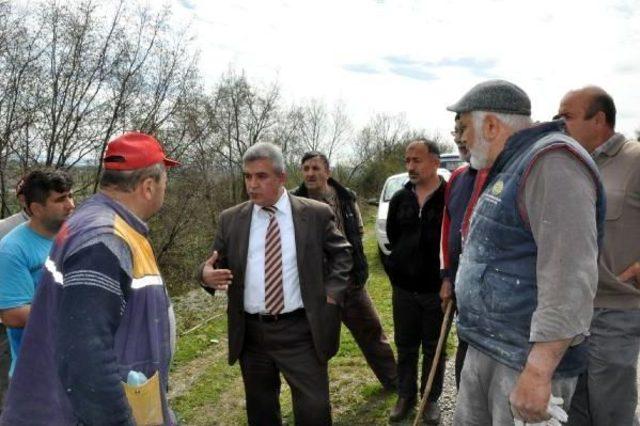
[481,268,534,315]
[123,371,164,425]
[456,263,487,312]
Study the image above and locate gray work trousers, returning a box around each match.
[568,308,640,426]
[454,346,578,426]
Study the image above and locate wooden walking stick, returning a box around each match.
[412,300,454,426]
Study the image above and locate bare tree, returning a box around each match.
[348,113,411,181]
[293,99,352,162]
[207,70,281,202]
[0,2,45,215]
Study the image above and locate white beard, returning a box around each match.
[469,134,491,169]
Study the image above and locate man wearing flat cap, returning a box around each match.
[2,132,179,425]
[449,80,605,425]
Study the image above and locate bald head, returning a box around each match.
[557,86,617,152]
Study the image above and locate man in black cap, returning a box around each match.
[449,80,605,425]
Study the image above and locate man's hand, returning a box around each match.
[513,396,568,426]
[618,261,640,287]
[509,366,552,423]
[201,251,233,291]
[439,278,453,312]
[326,295,337,305]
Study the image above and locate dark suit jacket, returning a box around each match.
[206,193,352,365]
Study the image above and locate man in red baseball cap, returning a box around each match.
[2,132,180,425]
[103,131,181,171]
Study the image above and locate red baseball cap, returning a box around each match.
[103,132,180,170]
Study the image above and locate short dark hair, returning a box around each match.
[99,163,165,192]
[585,92,616,128]
[410,138,441,157]
[301,151,330,170]
[22,169,73,206]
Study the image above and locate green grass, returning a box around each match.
[169,205,457,425]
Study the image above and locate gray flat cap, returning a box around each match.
[447,79,531,116]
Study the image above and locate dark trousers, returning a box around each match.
[342,286,397,389]
[568,308,640,426]
[392,286,445,402]
[240,314,331,426]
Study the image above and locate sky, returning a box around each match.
[160,0,639,144]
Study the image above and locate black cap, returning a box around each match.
[447,79,531,116]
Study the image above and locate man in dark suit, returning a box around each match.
[200,142,352,425]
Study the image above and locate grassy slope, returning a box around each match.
[169,206,457,425]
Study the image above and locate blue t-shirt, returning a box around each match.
[0,222,53,375]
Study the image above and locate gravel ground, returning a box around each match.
[439,356,457,425]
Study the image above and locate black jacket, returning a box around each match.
[386,178,445,293]
[292,178,369,287]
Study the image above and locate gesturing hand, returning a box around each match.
[201,251,233,291]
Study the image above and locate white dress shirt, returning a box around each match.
[244,191,303,314]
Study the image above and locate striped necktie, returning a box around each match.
[263,206,284,314]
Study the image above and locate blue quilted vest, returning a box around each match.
[455,121,605,377]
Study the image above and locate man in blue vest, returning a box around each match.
[439,113,482,390]
[449,80,605,425]
[1,132,179,425]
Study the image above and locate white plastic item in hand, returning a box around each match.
[513,395,568,426]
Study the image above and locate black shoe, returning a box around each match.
[389,397,415,422]
[422,400,441,425]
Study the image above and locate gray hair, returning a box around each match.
[243,142,285,174]
[471,111,532,134]
[99,163,166,192]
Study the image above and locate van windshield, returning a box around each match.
[383,176,408,202]
[440,159,465,172]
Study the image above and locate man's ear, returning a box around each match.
[139,177,155,201]
[483,114,501,142]
[594,110,607,127]
[27,201,41,218]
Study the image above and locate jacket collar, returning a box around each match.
[94,192,149,236]
[594,133,626,158]
[293,177,354,201]
[493,120,564,174]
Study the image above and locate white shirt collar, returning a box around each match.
[252,189,289,216]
